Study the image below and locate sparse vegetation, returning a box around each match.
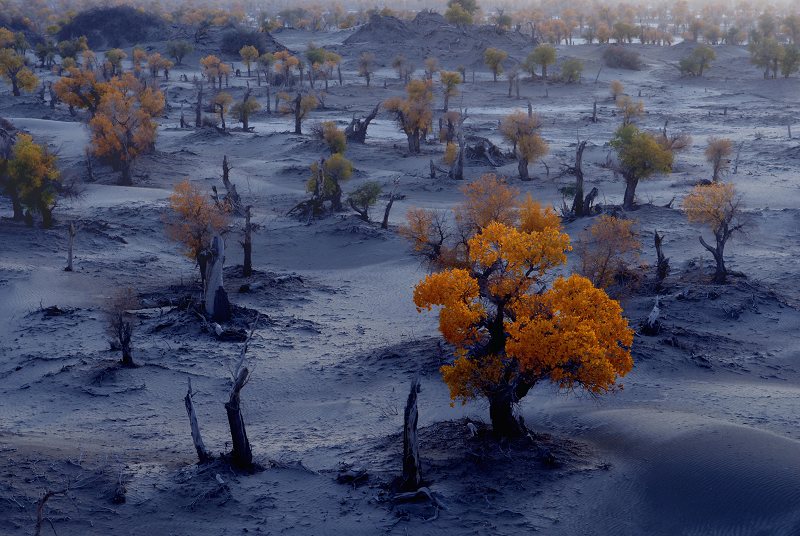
[683,182,745,283]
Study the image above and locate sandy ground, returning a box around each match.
[1,25,800,536]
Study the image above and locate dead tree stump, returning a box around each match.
[382,179,400,230]
[204,235,231,322]
[654,230,669,282]
[345,103,380,144]
[242,206,253,277]
[225,366,253,470]
[400,377,422,491]
[185,378,213,463]
[570,141,587,217]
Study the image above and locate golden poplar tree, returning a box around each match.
[407,174,634,438]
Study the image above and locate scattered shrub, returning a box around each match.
[603,46,642,70]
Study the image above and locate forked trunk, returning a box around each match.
[225,367,253,470]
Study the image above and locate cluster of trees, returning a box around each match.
[0,27,38,96]
[0,129,63,227]
[385,80,434,154]
[54,61,164,184]
[482,45,583,85]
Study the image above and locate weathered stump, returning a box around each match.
[185,377,213,463]
[400,377,422,491]
[204,235,231,322]
[225,366,253,470]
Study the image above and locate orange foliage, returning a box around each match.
[88,73,164,184]
[506,275,634,393]
[409,180,633,433]
[576,215,641,290]
[455,173,519,232]
[166,179,229,260]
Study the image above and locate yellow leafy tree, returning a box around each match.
[410,180,633,437]
[305,152,353,212]
[384,79,433,154]
[683,182,744,283]
[239,45,259,77]
[0,48,38,96]
[212,91,233,130]
[576,214,641,290]
[166,179,229,282]
[88,74,164,184]
[500,111,548,180]
[278,92,317,134]
[705,137,733,181]
[6,134,61,227]
[105,48,127,76]
[439,70,461,112]
[54,67,105,116]
[610,124,674,210]
[200,54,230,89]
[273,50,299,86]
[321,121,346,154]
[484,47,508,82]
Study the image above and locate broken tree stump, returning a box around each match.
[225,366,253,470]
[654,229,670,282]
[345,102,380,143]
[242,205,253,277]
[185,377,213,464]
[204,235,231,322]
[400,377,422,491]
[570,141,587,217]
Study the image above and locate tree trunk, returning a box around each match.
[489,390,525,438]
[654,230,669,281]
[204,235,231,322]
[185,378,213,463]
[120,160,133,186]
[293,93,302,134]
[242,206,252,277]
[518,156,530,181]
[622,175,638,210]
[345,103,380,143]
[331,181,343,212]
[400,377,422,491]
[225,366,253,470]
[11,77,20,96]
[120,329,133,367]
[381,196,395,229]
[195,86,203,128]
[406,132,416,154]
[571,141,587,216]
[348,198,369,221]
[699,235,726,283]
[65,222,76,271]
